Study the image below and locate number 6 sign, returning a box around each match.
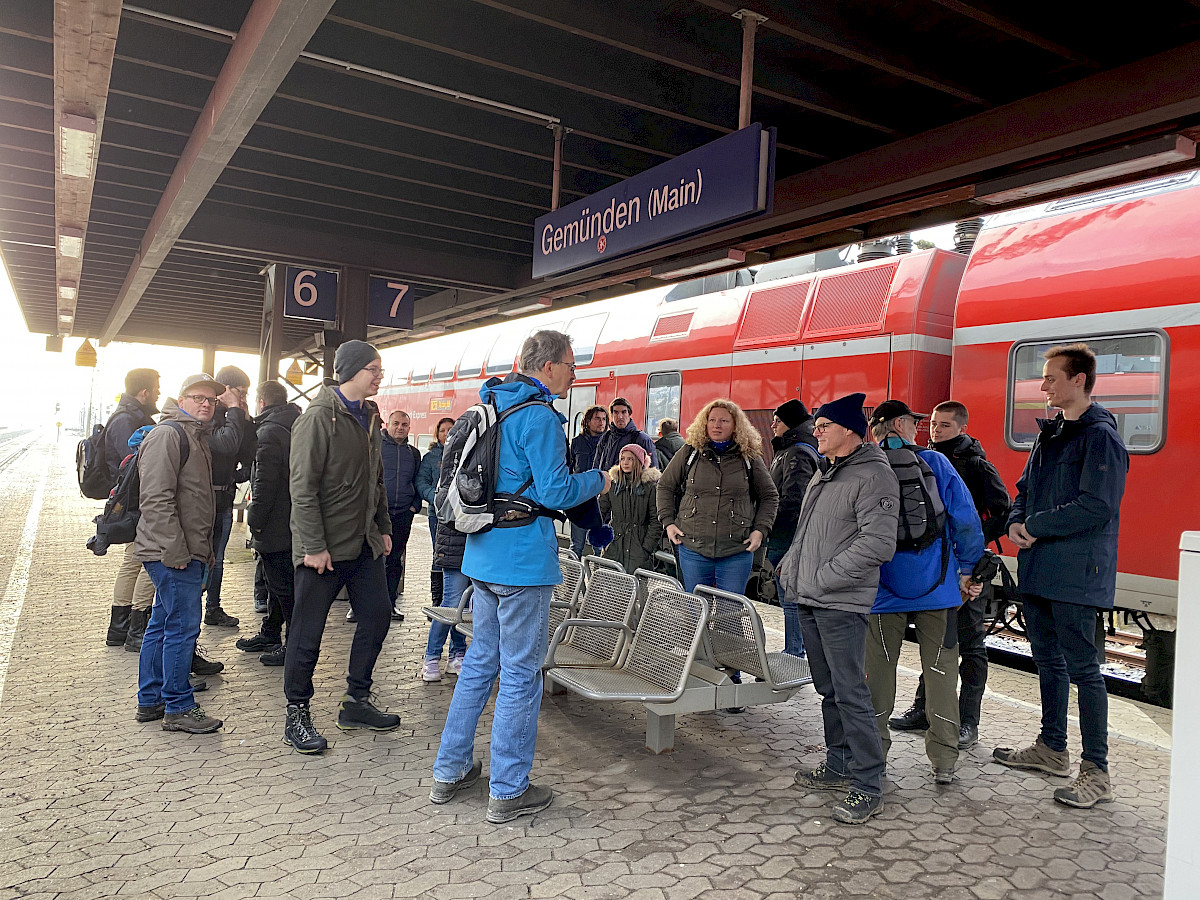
[283,266,338,321]
[368,276,414,330]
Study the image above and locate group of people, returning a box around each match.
[96,330,1127,829]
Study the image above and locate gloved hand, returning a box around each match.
[587,524,615,550]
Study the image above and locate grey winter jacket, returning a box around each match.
[777,442,899,614]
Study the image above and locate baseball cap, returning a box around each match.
[178,373,224,396]
[868,399,926,428]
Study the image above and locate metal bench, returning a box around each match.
[695,585,813,692]
[442,555,586,643]
[422,582,473,631]
[543,566,638,668]
[631,568,682,627]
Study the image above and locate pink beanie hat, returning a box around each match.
[619,444,650,467]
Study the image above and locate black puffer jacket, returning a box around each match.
[209,404,256,510]
[247,402,301,554]
[931,434,1011,544]
[433,518,467,571]
[767,422,819,561]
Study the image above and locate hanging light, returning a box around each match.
[75,338,97,367]
[285,359,304,385]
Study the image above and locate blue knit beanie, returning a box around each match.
[814,392,868,438]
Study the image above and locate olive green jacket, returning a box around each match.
[289,383,391,566]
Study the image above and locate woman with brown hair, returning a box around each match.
[598,444,663,573]
[656,399,778,593]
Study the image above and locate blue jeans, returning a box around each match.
[425,567,469,661]
[797,604,885,796]
[434,580,552,799]
[1022,594,1109,770]
[205,506,234,608]
[767,546,805,658]
[676,546,753,595]
[569,522,589,559]
[139,561,205,713]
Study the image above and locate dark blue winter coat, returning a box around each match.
[569,431,602,474]
[1007,404,1128,609]
[873,447,985,613]
[382,431,421,514]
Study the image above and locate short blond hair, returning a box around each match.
[684,399,763,459]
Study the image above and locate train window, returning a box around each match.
[458,332,496,379]
[408,346,432,384]
[566,313,607,366]
[432,354,456,381]
[1007,332,1167,453]
[485,326,528,376]
[645,372,681,439]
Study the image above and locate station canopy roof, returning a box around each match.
[3,0,1200,352]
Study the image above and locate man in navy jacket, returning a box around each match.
[380,410,421,622]
[994,343,1128,810]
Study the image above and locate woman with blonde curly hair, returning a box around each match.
[656,399,778,594]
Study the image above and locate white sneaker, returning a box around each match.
[422,658,442,682]
[447,654,465,675]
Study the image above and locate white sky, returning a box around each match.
[0,224,957,432]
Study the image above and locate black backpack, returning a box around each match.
[880,437,947,553]
[87,422,188,556]
[77,421,113,500]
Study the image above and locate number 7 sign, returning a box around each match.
[368,276,414,329]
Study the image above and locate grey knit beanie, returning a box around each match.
[334,340,380,383]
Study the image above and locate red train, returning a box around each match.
[378,170,1200,623]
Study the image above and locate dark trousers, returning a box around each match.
[913,584,989,727]
[797,604,886,796]
[385,509,415,602]
[1022,594,1109,770]
[205,505,234,609]
[283,543,391,705]
[259,549,295,642]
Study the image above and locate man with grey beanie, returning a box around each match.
[282,340,399,754]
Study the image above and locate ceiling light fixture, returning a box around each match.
[975,134,1198,205]
[58,281,78,301]
[58,227,84,258]
[499,298,553,317]
[60,113,98,178]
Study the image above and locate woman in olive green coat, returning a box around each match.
[598,444,663,573]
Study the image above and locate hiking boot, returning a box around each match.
[795,762,853,792]
[889,705,929,731]
[831,789,883,825]
[336,695,400,731]
[932,766,956,785]
[486,784,553,824]
[392,595,405,622]
[447,654,465,676]
[204,606,239,628]
[1053,761,1114,808]
[123,608,149,653]
[106,606,131,646]
[429,760,483,804]
[162,706,222,734]
[135,703,165,723]
[346,607,357,623]
[259,645,285,666]
[958,724,979,750]
[992,736,1071,777]
[283,704,328,754]
[191,646,224,676]
[253,595,268,615]
[235,632,278,652]
[422,658,442,682]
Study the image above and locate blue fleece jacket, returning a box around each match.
[873,447,985,613]
[461,377,606,586]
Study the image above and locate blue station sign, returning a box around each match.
[367,276,414,330]
[532,124,775,279]
[283,266,338,322]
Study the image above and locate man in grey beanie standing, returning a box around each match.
[282,340,399,754]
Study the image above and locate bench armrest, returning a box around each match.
[545,618,634,670]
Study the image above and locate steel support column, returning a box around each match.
[202,344,216,378]
[338,267,370,343]
[733,9,767,130]
[550,124,566,211]
[258,264,285,385]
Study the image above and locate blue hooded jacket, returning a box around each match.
[1007,403,1128,609]
[461,376,606,586]
[873,446,985,613]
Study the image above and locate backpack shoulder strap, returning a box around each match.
[160,420,190,469]
[796,442,821,462]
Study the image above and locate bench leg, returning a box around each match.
[544,673,567,695]
[645,711,676,754]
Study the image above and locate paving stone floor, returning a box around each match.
[0,438,1171,899]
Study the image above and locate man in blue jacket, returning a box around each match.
[865,400,985,785]
[380,410,421,623]
[430,330,610,824]
[994,343,1128,809]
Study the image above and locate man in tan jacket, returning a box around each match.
[134,374,222,734]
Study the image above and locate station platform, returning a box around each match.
[0,438,1172,900]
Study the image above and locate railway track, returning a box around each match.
[0,430,38,474]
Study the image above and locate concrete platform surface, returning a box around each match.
[0,439,1170,899]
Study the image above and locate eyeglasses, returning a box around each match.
[553,360,576,374]
[183,394,218,406]
[364,365,385,377]
[813,422,836,434]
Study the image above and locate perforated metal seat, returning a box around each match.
[544,588,710,703]
[423,583,473,629]
[546,567,638,667]
[632,568,682,627]
[695,586,812,691]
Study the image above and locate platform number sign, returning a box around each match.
[284,266,338,322]
[368,276,414,330]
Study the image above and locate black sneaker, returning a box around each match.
[191,646,224,676]
[235,632,278,652]
[259,645,285,666]
[486,784,553,824]
[391,602,405,622]
[283,704,328,754]
[888,705,929,731]
[135,703,165,722]
[162,705,223,734]
[958,724,979,750]
[336,695,400,732]
[429,760,483,804]
[204,606,239,627]
[831,789,883,825]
